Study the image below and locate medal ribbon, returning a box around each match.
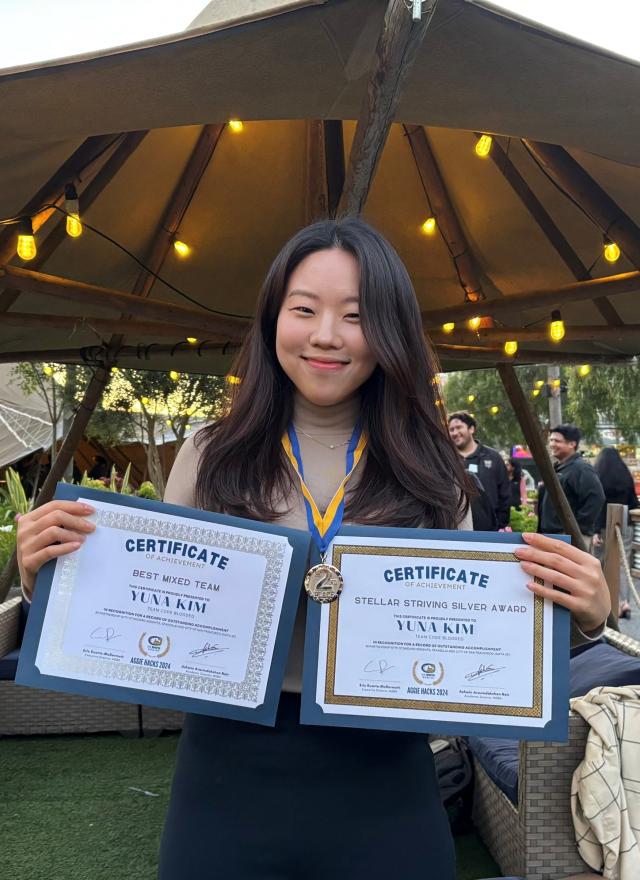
[282,423,366,556]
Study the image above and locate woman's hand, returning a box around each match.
[514,532,611,634]
[17,501,96,599]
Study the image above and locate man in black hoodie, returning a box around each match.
[448,412,511,530]
[538,424,605,550]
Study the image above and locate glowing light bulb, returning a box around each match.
[16,219,36,260]
[549,310,565,342]
[603,240,620,263]
[173,240,191,258]
[421,217,436,236]
[186,337,198,344]
[169,371,180,381]
[475,134,493,158]
[552,378,561,388]
[64,184,82,237]
[532,389,541,397]
[578,364,591,377]
[226,375,242,385]
[504,340,518,356]
[186,424,192,431]
[468,316,482,331]
[467,394,475,403]
[141,397,150,405]
[165,419,172,426]
[442,322,455,333]
[228,119,244,133]
[43,365,54,376]
[111,367,119,373]
[489,405,500,415]
[535,379,545,388]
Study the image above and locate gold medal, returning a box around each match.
[304,562,343,603]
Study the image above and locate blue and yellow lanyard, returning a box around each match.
[282,423,366,559]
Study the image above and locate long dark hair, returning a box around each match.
[594,447,635,497]
[195,218,471,528]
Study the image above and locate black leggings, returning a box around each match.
[159,693,455,879]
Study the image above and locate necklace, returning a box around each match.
[293,425,352,450]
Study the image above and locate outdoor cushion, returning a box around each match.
[0,647,19,680]
[467,736,519,805]
[570,640,640,697]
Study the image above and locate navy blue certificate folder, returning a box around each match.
[301,526,570,742]
[16,484,311,727]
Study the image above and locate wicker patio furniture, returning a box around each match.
[0,595,140,736]
[471,627,640,880]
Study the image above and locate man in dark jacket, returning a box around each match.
[448,412,511,530]
[538,424,605,550]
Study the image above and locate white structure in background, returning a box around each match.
[0,365,53,469]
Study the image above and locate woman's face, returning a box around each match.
[276,248,377,407]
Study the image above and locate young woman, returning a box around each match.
[17,218,611,879]
[593,446,639,618]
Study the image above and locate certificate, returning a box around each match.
[301,526,569,741]
[17,484,310,725]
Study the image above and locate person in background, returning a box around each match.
[538,424,605,552]
[448,412,511,530]
[593,446,639,618]
[88,454,109,480]
[505,456,528,511]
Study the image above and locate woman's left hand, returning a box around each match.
[514,532,611,634]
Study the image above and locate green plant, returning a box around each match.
[3,468,30,517]
[135,481,159,500]
[509,505,538,533]
[0,526,16,574]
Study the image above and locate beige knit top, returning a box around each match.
[163,393,599,692]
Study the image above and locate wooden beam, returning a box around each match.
[1,312,228,342]
[324,121,345,217]
[525,141,640,271]
[129,125,224,303]
[423,270,640,326]
[337,0,437,216]
[430,325,640,345]
[0,265,248,340]
[497,364,586,549]
[434,344,631,366]
[407,126,485,302]
[486,136,623,326]
[305,121,329,224]
[0,132,148,313]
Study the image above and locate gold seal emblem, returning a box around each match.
[304,562,343,603]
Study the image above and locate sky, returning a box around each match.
[0,0,207,70]
[0,1,639,71]
[474,0,640,63]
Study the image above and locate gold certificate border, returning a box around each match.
[324,544,544,718]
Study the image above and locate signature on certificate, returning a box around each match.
[464,663,506,681]
[189,642,228,658]
[90,627,122,643]
[363,658,396,675]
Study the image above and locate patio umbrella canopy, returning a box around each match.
[0,0,639,376]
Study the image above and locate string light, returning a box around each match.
[140,396,150,405]
[603,238,620,263]
[228,119,244,133]
[468,316,482,331]
[186,337,198,344]
[421,217,437,236]
[475,135,493,158]
[551,378,561,388]
[549,310,565,342]
[442,322,455,333]
[504,340,518,356]
[16,218,36,260]
[489,405,500,415]
[43,365,54,376]
[173,240,191,258]
[467,394,475,403]
[169,371,180,381]
[165,419,172,426]
[64,184,82,238]
[532,389,541,397]
[578,364,591,377]
[226,375,242,385]
[535,379,545,388]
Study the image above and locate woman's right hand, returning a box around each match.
[17,500,96,599]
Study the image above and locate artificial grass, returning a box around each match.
[1,733,499,879]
